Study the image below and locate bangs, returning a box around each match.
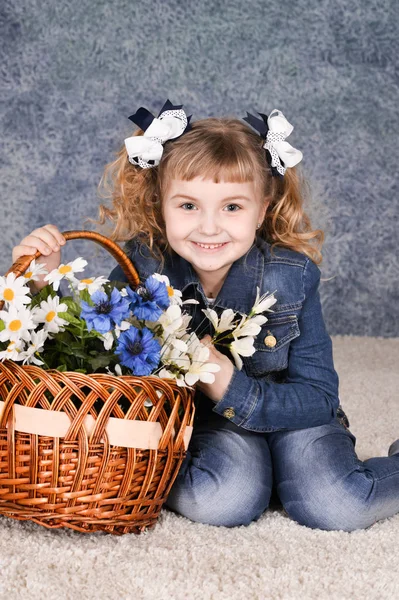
[158,117,263,197]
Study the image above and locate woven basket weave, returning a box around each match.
[0,231,195,535]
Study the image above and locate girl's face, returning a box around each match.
[162,176,268,293]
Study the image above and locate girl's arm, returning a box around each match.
[208,258,340,432]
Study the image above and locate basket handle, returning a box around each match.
[3,229,141,287]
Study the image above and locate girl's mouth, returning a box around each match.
[191,241,229,252]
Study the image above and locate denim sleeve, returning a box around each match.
[211,258,340,432]
[108,263,128,283]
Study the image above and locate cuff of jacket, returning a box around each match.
[211,366,258,426]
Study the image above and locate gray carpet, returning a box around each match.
[1,335,398,600]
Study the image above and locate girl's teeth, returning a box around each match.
[196,243,225,249]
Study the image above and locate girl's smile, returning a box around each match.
[191,241,230,252]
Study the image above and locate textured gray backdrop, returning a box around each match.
[1,0,398,336]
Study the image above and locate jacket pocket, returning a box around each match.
[242,314,300,377]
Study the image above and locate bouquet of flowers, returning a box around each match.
[0,257,278,389]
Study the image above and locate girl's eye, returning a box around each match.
[180,203,241,211]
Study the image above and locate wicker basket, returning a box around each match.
[0,230,195,535]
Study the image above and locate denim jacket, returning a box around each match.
[109,236,350,433]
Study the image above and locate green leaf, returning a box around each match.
[89,353,114,371]
[30,285,57,308]
[62,298,81,315]
[80,289,92,304]
[57,344,91,359]
[55,364,67,372]
[0,320,5,333]
[58,312,82,327]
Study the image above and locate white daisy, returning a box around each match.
[0,305,36,343]
[0,340,25,362]
[151,273,183,305]
[44,257,87,291]
[19,329,48,365]
[32,295,68,334]
[0,273,31,309]
[76,276,109,295]
[250,287,278,316]
[22,260,48,282]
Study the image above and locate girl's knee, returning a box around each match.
[282,498,366,532]
[164,417,273,526]
[164,457,272,527]
[164,480,271,527]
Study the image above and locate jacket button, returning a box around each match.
[223,408,235,419]
[264,334,277,347]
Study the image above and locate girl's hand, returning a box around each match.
[197,334,235,403]
[12,224,66,292]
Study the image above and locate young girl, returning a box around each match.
[12,99,399,533]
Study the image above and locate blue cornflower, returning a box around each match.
[115,326,161,376]
[80,287,131,334]
[126,275,170,321]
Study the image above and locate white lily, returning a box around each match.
[101,320,131,350]
[105,363,123,376]
[229,336,256,370]
[202,307,237,333]
[161,341,190,370]
[250,287,277,315]
[182,331,202,356]
[157,367,187,387]
[184,344,221,386]
[157,304,184,338]
[231,314,265,338]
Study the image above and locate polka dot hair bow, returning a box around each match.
[243,109,303,177]
[125,99,193,169]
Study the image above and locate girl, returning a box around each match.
[12,99,399,533]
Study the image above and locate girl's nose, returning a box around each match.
[198,214,220,235]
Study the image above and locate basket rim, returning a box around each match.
[0,359,195,390]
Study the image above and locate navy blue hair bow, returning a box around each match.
[125,99,193,169]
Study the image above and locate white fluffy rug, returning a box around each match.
[1,335,398,600]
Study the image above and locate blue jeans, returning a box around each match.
[164,411,399,532]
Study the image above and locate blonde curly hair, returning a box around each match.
[95,116,324,270]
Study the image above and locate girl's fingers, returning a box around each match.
[42,224,66,246]
[11,226,64,282]
[20,234,57,256]
[12,244,40,260]
[28,229,60,252]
